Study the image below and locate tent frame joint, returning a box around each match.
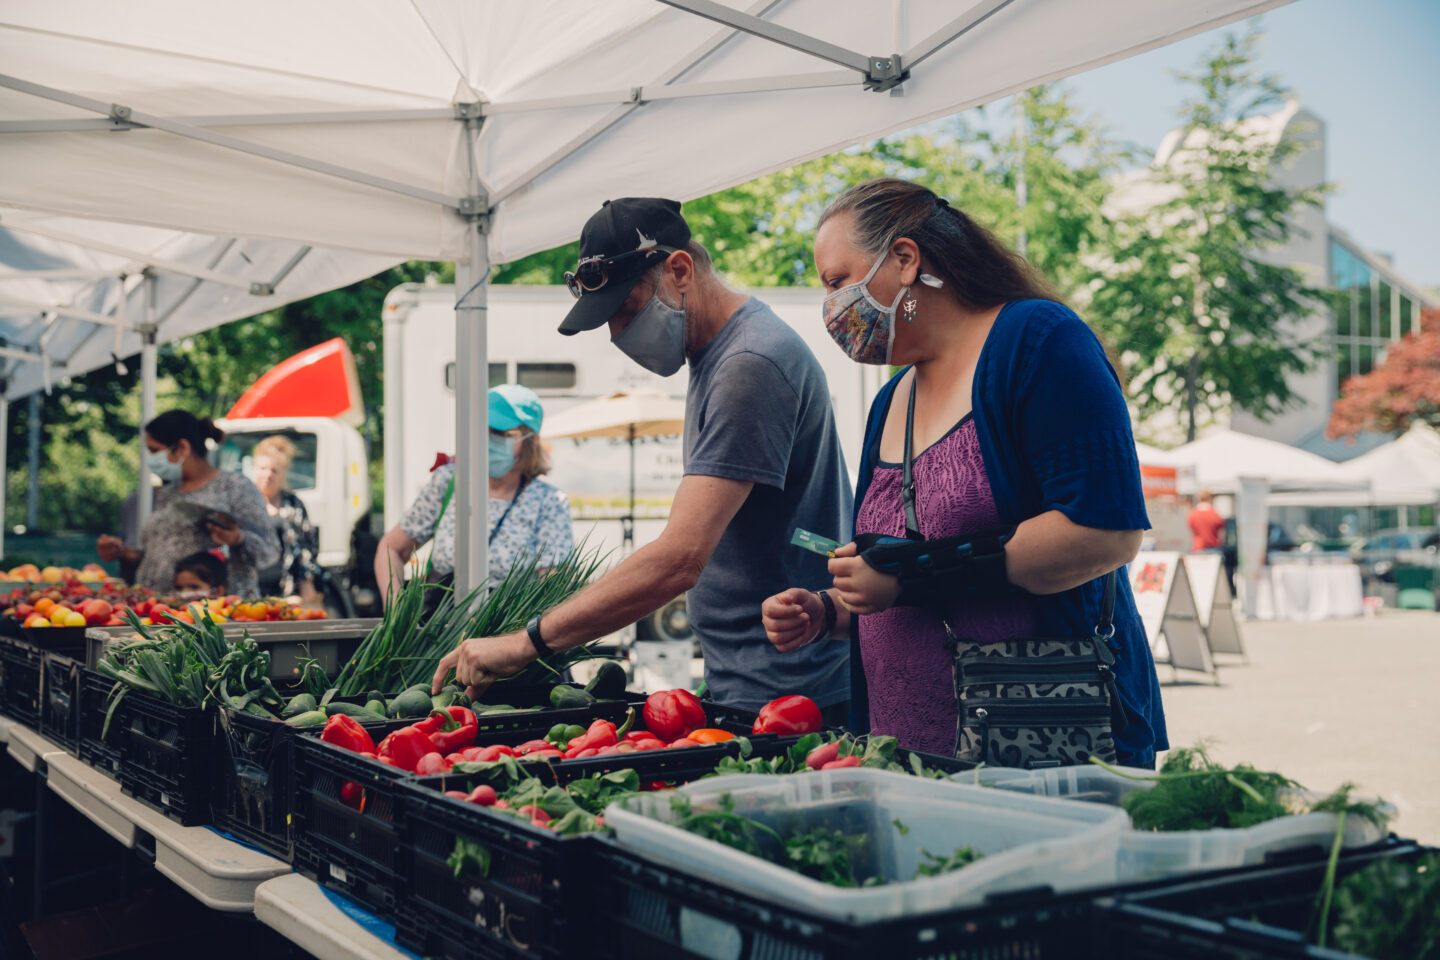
[249,281,275,296]
[864,54,908,92]
[108,103,132,124]
[452,102,484,120]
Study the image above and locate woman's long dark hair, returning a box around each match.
[817,178,1060,308]
[146,409,224,454]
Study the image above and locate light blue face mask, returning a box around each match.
[148,447,182,483]
[613,292,687,377]
[488,432,519,479]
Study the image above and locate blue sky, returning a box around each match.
[1012,0,1439,287]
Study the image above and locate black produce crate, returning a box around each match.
[38,651,82,753]
[115,690,211,826]
[77,667,124,775]
[290,734,415,918]
[1094,840,1432,960]
[210,701,406,861]
[0,636,42,729]
[466,684,642,737]
[21,625,88,658]
[397,741,972,960]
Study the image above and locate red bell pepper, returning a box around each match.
[624,730,657,744]
[425,707,478,754]
[644,689,706,742]
[752,695,823,736]
[320,714,376,754]
[377,726,435,772]
[515,739,552,756]
[340,781,364,810]
[562,717,622,757]
[414,752,452,775]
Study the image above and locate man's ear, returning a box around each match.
[667,250,696,295]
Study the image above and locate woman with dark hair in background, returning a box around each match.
[762,178,1167,768]
[97,410,279,597]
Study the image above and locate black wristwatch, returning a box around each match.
[525,614,548,657]
[814,590,838,643]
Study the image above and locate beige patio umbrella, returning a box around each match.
[542,390,686,546]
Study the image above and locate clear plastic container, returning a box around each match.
[959,764,1392,882]
[605,767,1128,923]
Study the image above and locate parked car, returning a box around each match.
[1349,528,1440,582]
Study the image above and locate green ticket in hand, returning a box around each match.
[791,527,842,557]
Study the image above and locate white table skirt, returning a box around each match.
[1244,563,1364,621]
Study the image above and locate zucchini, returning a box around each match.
[584,661,628,700]
[549,685,595,710]
[281,692,317,718]
[325,701,389,723]
[365,689,386,705]
[391,687,435,719]
[284,710,328,727]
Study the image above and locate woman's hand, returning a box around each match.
[762,588,824,653]
[96,534,136,565]
[431,631,533,699]
[207,520,244,548]
[828,542,902,615]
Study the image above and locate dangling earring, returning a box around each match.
[903,293,918,323]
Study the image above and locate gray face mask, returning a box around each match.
[613,291,686,377]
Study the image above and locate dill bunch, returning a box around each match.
[1123,745,1301,831]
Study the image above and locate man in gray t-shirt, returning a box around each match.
[432,197,851,714]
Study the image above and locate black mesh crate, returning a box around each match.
[289,733,415,918]
[77,667,124,775]
[210,701,406,861]
[38,652,82,753]
[1094,839,1431,960]
[0,636,42,729]
[115,690,212,826]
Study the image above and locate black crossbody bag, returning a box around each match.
[868,383,1126,769]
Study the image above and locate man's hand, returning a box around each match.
[96,534,125,563]
[828,542,901,615]
[431,631,533,699]
[206,520,243,548]
[761,588,824,653]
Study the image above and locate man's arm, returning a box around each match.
[433,473,753,692]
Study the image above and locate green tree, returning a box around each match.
[1088,27,1327,442]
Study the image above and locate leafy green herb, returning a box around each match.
[916,846,983,878]
[784,828,871,888]
[1326,852,1440,959]
[448,838,490,879]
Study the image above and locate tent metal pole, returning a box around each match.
[0,268,116,282]
[452,110,490,596]
[26,394,40,529]
[252,245,313,296]
[0,393,8,560]
[481,70,854,115]
[0,107,455,135]
[0,346,58,367]
[0,295,130,328]
[0,218,258,291]
[136,276,157,534]
[0,75,462,212]
[654,0,870,72]
[902,0,1017,72]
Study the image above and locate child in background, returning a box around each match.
[174,550,227,595]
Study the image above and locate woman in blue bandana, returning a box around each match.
[374,384,574,605]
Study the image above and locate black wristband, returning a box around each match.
[525,614,548,657]
[816,590,838,642]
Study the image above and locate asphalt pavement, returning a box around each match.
[1154,609,1440,843]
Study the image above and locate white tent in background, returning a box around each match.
[1165,429,1365,495]
[1270,423,1440,508]
[0,0,1294,589]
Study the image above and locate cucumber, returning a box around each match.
[584,661,628,700]
[365,689,385,705]
[325,701,390,723]
[284,710,328,727]
[364,699,387,717]
[281,692,317,718]
[549,685,595,710]
[432,691,460,712]
[391,687,436,719]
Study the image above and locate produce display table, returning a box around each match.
[0,713,13,743]
[6,719,65,773]
[1248,560,1364,621]
[254,874,413,960]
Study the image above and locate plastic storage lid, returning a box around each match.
[606,767,1128,923]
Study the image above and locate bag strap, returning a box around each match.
[901,374,923,541]
[1094,569,1118,640]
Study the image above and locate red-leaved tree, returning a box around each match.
[1328,307,1440,439]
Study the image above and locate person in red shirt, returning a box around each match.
[1187,491,1226,552]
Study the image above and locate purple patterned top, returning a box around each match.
[855,416,1039,755]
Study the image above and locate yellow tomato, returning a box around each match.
[63,610,86,628]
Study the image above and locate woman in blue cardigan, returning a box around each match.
[762,178,1167,767]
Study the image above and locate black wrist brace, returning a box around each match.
[854,526,1017,607]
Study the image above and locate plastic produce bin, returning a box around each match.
[38,651,82,753]
[0,636,42,729]
[607,767,1128,923]
[76,667,124,775]
[966,764,1393,882]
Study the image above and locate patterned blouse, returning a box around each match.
[399,463,575,586]
[135,471,281,598]
[267,489,320,597]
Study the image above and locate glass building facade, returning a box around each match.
[1331,236,1428,395]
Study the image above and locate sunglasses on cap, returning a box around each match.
[564,247,673,300]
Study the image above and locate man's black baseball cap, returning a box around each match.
[558,198,691,335]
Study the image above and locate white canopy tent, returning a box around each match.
[0,0,1293,589]
[1269,423,1440,508]
[0,208,396,557]
[1162,428,1366,496]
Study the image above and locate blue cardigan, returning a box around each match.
[848,299,1168,764]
